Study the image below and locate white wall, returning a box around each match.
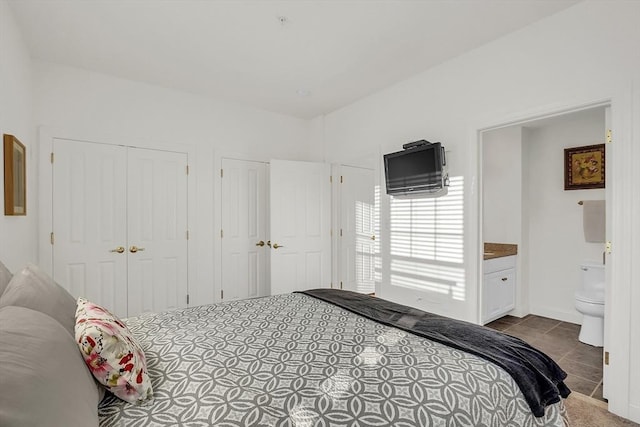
[520,128,533,319]
[0,1,35,272]
[482,126,527,317]
[319,0,637,317]
[32,61,315,307]
[483,126,523,244]
[526,108,605,323]
[316,2,640,418]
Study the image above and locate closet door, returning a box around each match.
[52,139,128,318]
[127,147,189,316]
[339,165,375,294]
[270,160,331,295]
[220,158,269,301]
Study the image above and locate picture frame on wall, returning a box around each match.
[564,143,605,190]
[3,134,26,215]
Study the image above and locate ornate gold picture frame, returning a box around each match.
[3,134,26,215]
[564,144,605,190]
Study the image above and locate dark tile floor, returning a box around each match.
[486,314,605,401]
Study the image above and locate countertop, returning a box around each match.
[484,242,518,260]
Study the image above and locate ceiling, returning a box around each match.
[9,0,579,119]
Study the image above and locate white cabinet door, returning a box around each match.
[339,165,375,293]
[483,271,503,323]
[52,139,128,318]
[127,147,189,316]
[221,158,269,300]
[270,160,331,295]
[482,264,516,324]
[499,269,516,313]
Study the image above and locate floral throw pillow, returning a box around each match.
[74,297,153,404]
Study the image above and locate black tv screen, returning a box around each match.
[384,142,446,196]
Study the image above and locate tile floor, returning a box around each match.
[486,314,605,401]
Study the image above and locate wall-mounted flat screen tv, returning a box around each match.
[383,141,448,197]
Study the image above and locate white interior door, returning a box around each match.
[270,160,331,295]
[127,147,189,316]
[339,165,375,293]
[52,139,128,318]
[221,158,269,301]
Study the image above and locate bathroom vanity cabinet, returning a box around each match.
[482,255,516,324]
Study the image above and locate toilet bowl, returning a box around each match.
[574,261,605,347]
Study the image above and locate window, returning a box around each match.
[389,176,465,300]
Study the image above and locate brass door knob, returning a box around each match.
[370,235,376,241]
[272,243,284,249]
[109,246,125,254]
[256,240,265,247]
[130,246,145,253]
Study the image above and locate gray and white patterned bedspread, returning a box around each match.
[99,293,570,427]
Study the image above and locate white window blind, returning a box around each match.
[389,176,465,300]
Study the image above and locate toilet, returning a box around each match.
[574,261,605,347]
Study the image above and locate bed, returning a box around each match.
[97,290,570,427]
[0,262,570,427]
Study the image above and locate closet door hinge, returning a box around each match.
[50,152,54,163]
[340,229,343,237]
[186,294,190,305]
[220,229,224,238]
[220,169,224,178]
[330,175,332,183]
[186,230,190,240]
[221,290,224,300]
[606,129,612,144]
[50,232,54,245]
[340,175,343,183]
[186,165,190,175]
[604,351,610,365]
[340,281,343,290]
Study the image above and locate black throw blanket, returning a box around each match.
[297,288,570,418]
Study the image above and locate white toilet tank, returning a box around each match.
[579,261,605,295]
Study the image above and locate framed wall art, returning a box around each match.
[564,143,605,190]
[3,134,26,215]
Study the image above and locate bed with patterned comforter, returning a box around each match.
[98,292,570,426]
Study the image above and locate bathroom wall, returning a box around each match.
[526,108,606,323]
[483,126,523,244]
[482,126,528,317]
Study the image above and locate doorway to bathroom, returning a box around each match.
[479,104,610,399]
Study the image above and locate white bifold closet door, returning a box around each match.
[52,139,188,318]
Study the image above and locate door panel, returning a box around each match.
[270,160,331,295]
[221,159,268,301]
[52,139,128,318]
[339,166,375,293]
[127,147,188,316]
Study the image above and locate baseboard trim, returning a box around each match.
[529,305,582,324]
